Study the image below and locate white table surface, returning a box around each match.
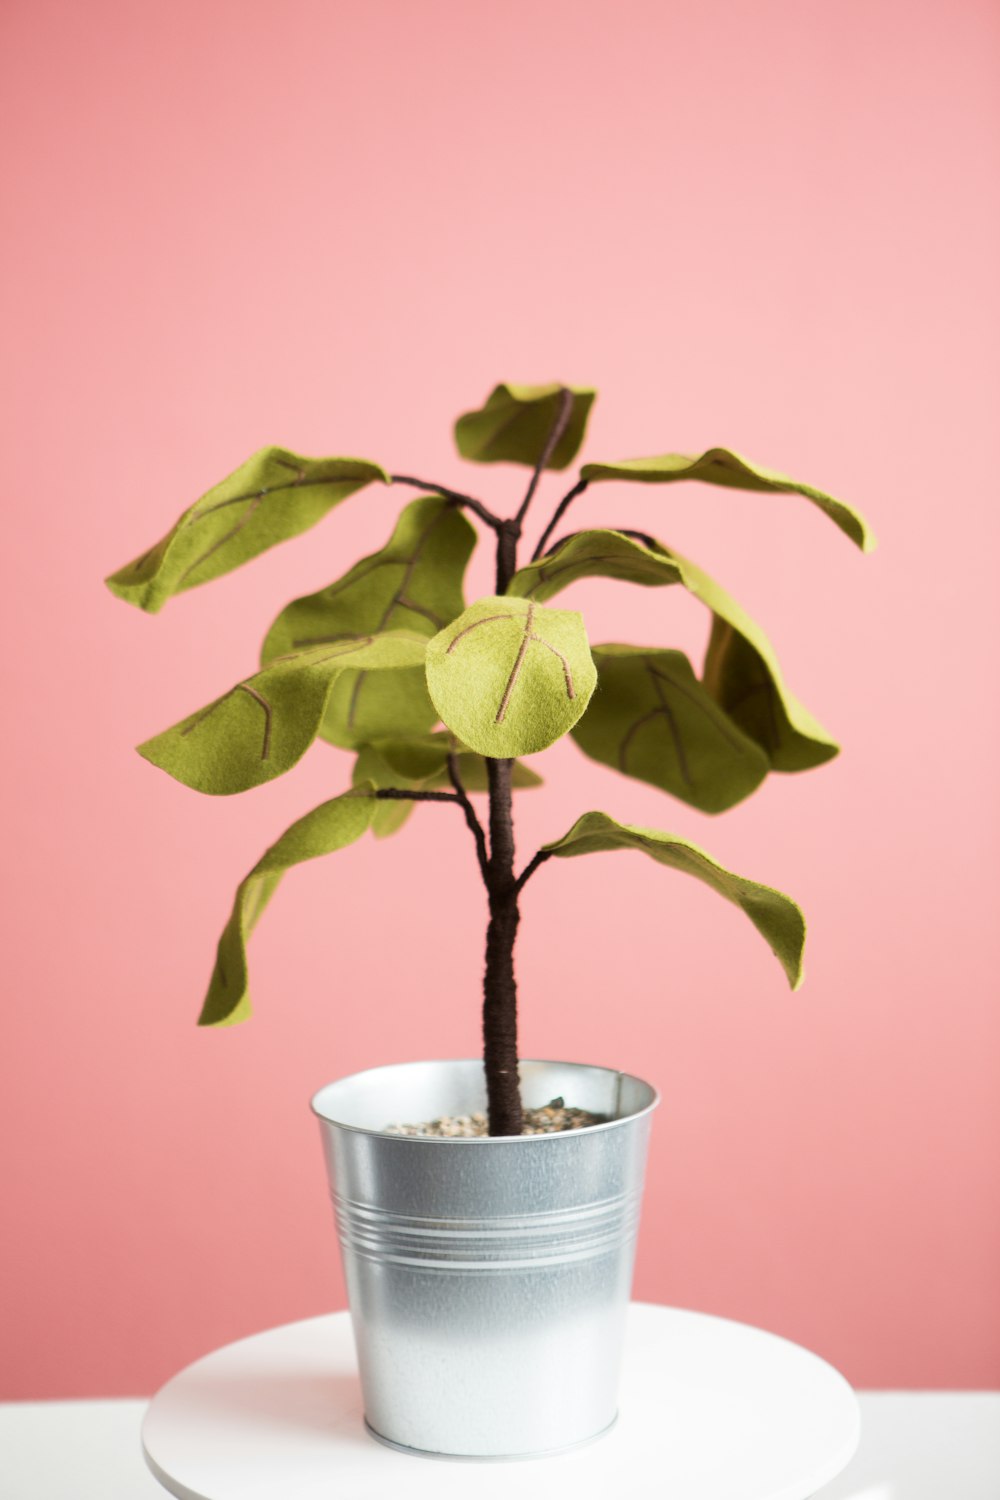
[2,1394,998,1498]
[138,1304,860,1497]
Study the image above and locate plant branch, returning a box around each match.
[531,478,590,560]
[514,387,574,529]
[495,521,519,593]
[446,752,490,883]
[390,474,503,532]
[513,848,553,895]
[373,788,463,805]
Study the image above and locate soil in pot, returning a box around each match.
[384,1095,606,1137]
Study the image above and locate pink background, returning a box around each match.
[2,0,999,1398]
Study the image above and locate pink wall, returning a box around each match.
[2,0,998,1398]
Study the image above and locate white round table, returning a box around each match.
[142,1303,860,1499]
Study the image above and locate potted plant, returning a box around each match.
[106,382,873,1459]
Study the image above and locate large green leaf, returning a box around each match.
[106,449,388,612]
[510,530,837,771]
[454,383,596,470]
[580,449,875,551]
[680,552,838,771]
[572,646,769,812]
[139,632,427,794]
[263,496,476,749]
[425,597,597,757]
[199,787,376,1026]
[541,812,805,988]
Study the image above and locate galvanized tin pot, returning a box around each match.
[311,1058,658,1460]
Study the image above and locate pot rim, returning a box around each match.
[310,1057,660,1142]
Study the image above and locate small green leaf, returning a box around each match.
[350,732,542,842]
[572,646,769,812]
[263,496,476,749]
[541,811,805,988]
[508,528,684,602]
[580,449,875,551]
[352,746,417,837]
[510,530,838,772]
[106,449,388,612]
[370,731,544,790]
[199,787,376,1026]
[138,632,427,794]
[455,383,596,470]
[425,597,597,757]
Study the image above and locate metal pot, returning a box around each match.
[311,1058,658,1459]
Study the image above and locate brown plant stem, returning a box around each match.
[478,393,578,1134]
[446,752,490,882]
[514,847,553,895]
[482,756,523,1135]
[394,395,574,1135]
[483,502,525,1134]
[390,474,503,532]
[373,788,463,805]
[531,478,590,561]
[495,520,519,594]
[514,387,574,528]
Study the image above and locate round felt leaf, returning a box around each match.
[425,597,597,757]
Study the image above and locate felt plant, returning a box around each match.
[107,383,874,1135]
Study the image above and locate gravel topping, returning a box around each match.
[384,1096,606,1137]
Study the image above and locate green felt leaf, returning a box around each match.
[199,787,376,1026]
[425,597,597,757]
[351,746,416,837]
[542,812,805,989]
[262,496,476,749]
[349,733,542,842]
[680,553,838,772]
[370,731,544,791]
[350,729,545,845]
[508,527,685,602]
[454,383,596,470]
[572,646,769,812]
[510,530,837,772]
[106,449,388,613]
[580,449,875,552]
[139,632,428,794]
[319,667,433,751]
